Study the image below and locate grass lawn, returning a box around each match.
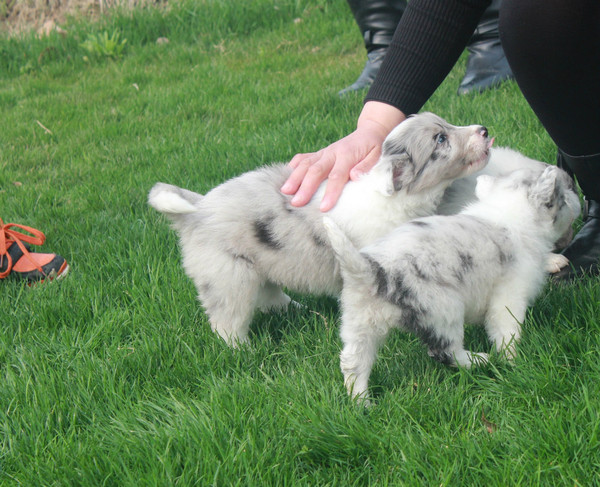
[1,0,599,484]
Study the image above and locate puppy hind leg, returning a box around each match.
[339,302,393,402]
[340,337,381,403]
[199,274,264,347]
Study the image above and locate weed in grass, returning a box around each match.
[81,29,127,60]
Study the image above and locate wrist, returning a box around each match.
[357,101,407,136]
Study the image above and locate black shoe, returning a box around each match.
[554,201,600,280]
[554,149,600,281]
[457,0,513,96]
[457,38,514,96]
[338,47,387,96]
[341,0,405,96]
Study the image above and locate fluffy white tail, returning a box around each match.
[322,217,370,277]
[148,183,203,215]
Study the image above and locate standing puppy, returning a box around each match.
[149,113,492,346]
[324,166,580,401]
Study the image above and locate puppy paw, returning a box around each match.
[349,393,372,408]
[497,343,517,362]
[546,252,569,273]
[451,351,489,368]
[467,351,489,367]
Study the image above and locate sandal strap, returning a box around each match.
[0,218,47,279]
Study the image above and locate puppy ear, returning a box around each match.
[390,151,415,192]
[367,151,414,196]
[529,166,559,209]
[474,174,495,200]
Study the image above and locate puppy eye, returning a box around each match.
[435,133,447,144]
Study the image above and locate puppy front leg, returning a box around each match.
[485,293,527,360]
[546,252,570,273]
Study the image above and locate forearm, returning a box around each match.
[365,0,491,115]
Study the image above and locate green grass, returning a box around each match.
[1,0,600,484]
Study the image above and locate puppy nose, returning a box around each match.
[478,126,489,138]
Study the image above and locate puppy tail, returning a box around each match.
[148,183,203,216]
[322,217,370,277]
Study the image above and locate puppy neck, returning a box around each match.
[357,165,450,212]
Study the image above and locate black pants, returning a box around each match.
[499,0,600,157]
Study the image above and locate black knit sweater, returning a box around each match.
[365,0,491,115]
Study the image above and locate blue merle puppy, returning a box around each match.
[324,165,580,402]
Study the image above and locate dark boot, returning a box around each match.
[457,0,514,96]
[338,0,406,96]
[554,150,600,280]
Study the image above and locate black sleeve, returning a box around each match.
[364,0,491,115]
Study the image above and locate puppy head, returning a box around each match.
[528,166,581,241]
[371,112,493,196]
[475,167,580,241]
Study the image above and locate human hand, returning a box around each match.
[280,102,406,212]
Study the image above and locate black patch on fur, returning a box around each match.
[452,251,474,283]
[458,251,474,269]
[408,320,453,362]
[410,221,430,228]
[491,238,513,265]
[388,272,415,308]
[367,258,423,320]
[311,232,329,248]
[408,255,430,281]
[430,151,439,162]
[457,251,474,279]
[366,257,449,353]
[366,256,388,297]
[254,216,282,250]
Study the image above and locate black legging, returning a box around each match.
[500,0,600,157]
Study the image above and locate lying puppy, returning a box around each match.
[324,166,580,401]
[439,147,577,272]
[148,112,492,345]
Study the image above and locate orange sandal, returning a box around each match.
[0,218,69,282]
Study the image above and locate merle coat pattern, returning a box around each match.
[324,166,580,401]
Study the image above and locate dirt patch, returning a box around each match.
[1,0,165,36]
